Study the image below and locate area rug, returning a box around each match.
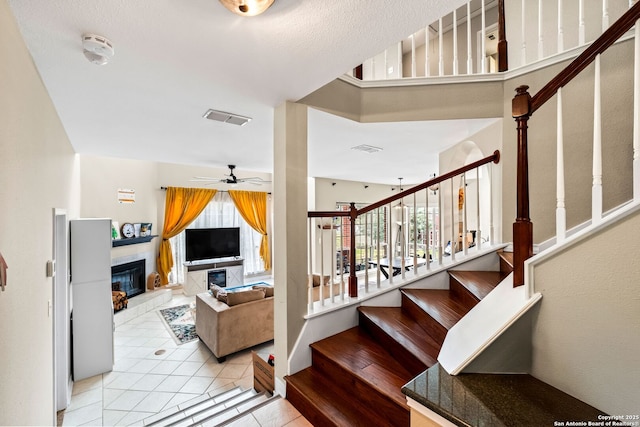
[158,304,198,345]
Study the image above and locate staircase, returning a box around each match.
[285,251,513,427]
[141,386,278,427]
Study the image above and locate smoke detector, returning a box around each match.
[82,34,114,65]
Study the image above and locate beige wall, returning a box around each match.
[0,0,80,424]
[530,209,640,414]
[78,157,274,269]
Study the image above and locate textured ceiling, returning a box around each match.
[6,0,494,185]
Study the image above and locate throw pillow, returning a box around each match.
[252,284,274,297]
[210,284,225,298]
[218,289,265,307]
[225,288,266,306]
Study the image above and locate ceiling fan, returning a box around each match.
[191,165,270,185]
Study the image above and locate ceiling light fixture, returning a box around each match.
[428,173,439,194]
[219,0,275,16]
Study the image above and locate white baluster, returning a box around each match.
[400,195,405,280]
[425,26,430,77]
[579,0,586,45]
[467,1,473,74]
[481,0,486,73]
[425,188,431,270]
[634,20,640,201]
[371,56,376,80]
[538,0,544,59]
[413,192,418,273]
[453,8,459,75]
[593,54,603,224]
[330,218,336,303]
[602,0,609,32]
[397,41,402,79]
[411,35,416,78]
[557,88,567,243]
[476,167,481,251]
[439,17,444,76]
[384,49,388,80]
[450,179,456,261]
[521,0,527,66]
[363,213,369,294]
[462,174,468,256]
[558,0,564,53]
[339,217,345,300]
[319,218,325,305]
[388,202,394,284]
[438,183,443,265]
[376,208,381,287]
[307,218,313,313]
[489,164,494,245]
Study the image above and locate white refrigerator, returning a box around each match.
[70,218,114,381]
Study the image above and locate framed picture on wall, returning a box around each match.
[111,221,121,240]
[140,223,152,237]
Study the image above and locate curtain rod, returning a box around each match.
[160,187,271,194]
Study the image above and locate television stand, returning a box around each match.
[182,257,244,296]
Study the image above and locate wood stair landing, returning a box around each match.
[285,252,511,427]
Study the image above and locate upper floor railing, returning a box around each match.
[350,0,631,82]
[306,151,500,314]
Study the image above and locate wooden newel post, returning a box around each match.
[348,202,358,297]
[512,85,533,287]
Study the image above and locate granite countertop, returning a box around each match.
[402,364,607,427]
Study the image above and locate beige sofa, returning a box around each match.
[195,290,273,362]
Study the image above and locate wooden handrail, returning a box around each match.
[358,151,500,216]
[308,150,500,297]
[531,1,640,113]
[511,1,640,287]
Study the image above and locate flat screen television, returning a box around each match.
[185,227,240,262]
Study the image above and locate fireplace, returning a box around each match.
[111,259,145,299]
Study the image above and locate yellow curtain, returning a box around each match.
[157,187,217,285]
[228,190,271,271]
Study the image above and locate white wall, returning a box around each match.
[79,157,273,275]
[530,208,640,414]
[0,1,80,424]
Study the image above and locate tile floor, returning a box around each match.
[61,293,311,427]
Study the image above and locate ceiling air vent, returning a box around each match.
[203,109,252,126]
[351,144,383,154]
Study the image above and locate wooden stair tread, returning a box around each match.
[401,289,468,331]
[285,367,377,426]
[448,270,504,301]
[311,327,414,407]
[498,250,514,269]
[357,307,440,368]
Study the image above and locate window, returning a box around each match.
[169,192,265,284]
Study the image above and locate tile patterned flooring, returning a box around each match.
[61,293,311,427]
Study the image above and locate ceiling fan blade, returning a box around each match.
[190,176,224,182]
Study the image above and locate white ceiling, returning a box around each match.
[7,0,496,186]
